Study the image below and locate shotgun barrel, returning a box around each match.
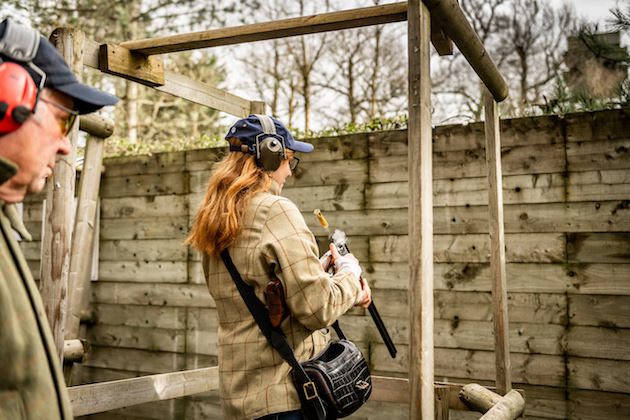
[314,209,397,358]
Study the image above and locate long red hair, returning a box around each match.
[184,143,273,258]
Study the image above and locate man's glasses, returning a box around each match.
[40,97,78,136]
[289,156,300,171]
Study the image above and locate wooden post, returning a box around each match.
[484,87,512,395]
[64,133,105,383]
[408,0,434,418]
[434,385,450,420]
[250,101,267,115]
[40,27,83,362]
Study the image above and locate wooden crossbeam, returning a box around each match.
[68,367,219,416]
[99,44,165,87]
[120,3,409,55]
[82,38,252,117]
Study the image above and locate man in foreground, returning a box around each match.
[0,18,118,419]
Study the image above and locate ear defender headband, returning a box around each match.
[0,19,45,133]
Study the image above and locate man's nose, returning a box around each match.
[58,134,72,155]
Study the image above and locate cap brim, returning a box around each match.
[54,82,119,115]
[288,139,314,153]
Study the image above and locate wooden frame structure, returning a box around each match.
[40,0,515,418]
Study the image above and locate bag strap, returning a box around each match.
[220,249,327,420]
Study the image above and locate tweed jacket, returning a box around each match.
[0,157,73,419]
[203,181,363,420]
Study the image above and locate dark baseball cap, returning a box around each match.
[226,115,314,154]
[0,18,118,114]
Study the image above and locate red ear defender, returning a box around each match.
[0,61,38,133]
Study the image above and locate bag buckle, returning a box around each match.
[303,381,319,400]
[355,380,370,390]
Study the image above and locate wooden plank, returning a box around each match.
[567,389,630,420]
[91,303,187,330]
[284,159,368,188]
[120,3,409,55]
[99,216,188,240]
[567,357,630,393]
[82,38,252,118]
[431,13,453,56]
[371,346,566,387]
[367,289,567,325]
[99,239,188,262]
[369,233,566,263]
[567,169,630,202]
[98,260,187,283]
[568,263,630,295]
[343,315,565,355]
[567,233,630,263]
[68,366,218,416]
[100,195,188,219]
[104,151,187,177]
[282,183,365,212]
[90,282,215,308]
[369,143,565,182]
[366,173,566,209]
[100,172,190,198]
[86,324,185,353]
[83,346,185,373]
[567,326,630,360]
[41,27,81,362]
[185,148,229,172]
[569,295,630,327]
[565,108,630,143]
[99,44,165,87]
[567,138,630,171]
[407,0,434,417]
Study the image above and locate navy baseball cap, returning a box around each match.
[226,115,314,155]
[0,18,118,114]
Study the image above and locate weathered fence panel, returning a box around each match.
[21,109,630,419]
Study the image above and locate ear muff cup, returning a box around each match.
[0,61,38,133]
[257,137,285,172]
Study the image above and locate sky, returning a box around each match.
[556,0,622,28]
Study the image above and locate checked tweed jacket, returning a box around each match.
[202,181,363,420]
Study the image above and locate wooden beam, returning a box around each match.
[250,101,267,115]
[484,87,512,395]
[81,38,252,117]
[79,113,115,138]
[40,27,81,362]
[68,367,219,416]
[479,390,526,420]
[459,383,503,413]
[99,44,165,87]
[120,3,409,55]
[423,0,509,101]
[63,339,91,364]
[431,13,453,56]
[407,0,434,419]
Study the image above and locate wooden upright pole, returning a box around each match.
[40,27,83,362]
[65,132,105,383]
[408,0,434,418]
[484,87,512,395]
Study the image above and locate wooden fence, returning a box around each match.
[21,108,630,419]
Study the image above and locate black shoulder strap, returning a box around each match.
[220,249,327,420]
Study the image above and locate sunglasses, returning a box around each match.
[289,156,300,171]
[40,97,79,136]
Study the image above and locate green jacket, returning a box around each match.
[0,157,73,419]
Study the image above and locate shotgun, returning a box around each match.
[314,209,397,359]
